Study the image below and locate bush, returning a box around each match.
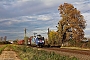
[68,39,90,48]
[68,39,76,47]
[85,41,90,48]
[0,41,11,44]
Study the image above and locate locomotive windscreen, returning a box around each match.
[37,37,44,40]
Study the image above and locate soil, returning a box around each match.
[0,46,21,60]
[0,45,5,48]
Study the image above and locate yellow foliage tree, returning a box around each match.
[57,3,86,44]
[48,30,60,46]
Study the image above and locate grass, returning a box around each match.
[0,45,7,54]
[61,46,90,50]
[12,45,79,60]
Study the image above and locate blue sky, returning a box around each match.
[0,0,90,40]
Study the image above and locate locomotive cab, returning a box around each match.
[35,35,45,47]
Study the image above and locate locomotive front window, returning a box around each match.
[38,38,44,40]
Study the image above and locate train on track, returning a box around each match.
[17,34,61,48]
[30,34,61,47]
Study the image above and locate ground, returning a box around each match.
[0,45,90,60]
[0,45,20,60]
[39,47,90,60]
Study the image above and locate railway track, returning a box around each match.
[43,48,90,55]
[30,46,90,55]
[39,47,90,60]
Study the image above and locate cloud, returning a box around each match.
[0,0,90,40]
[82,13,90,28]
[37,15,51,21]
[0,0,80,19]
[0,30,8,32]
[73,0,90,13]
[0,0,43,18]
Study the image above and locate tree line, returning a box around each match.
[0,36,7,42]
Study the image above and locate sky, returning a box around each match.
[0,0,90,40]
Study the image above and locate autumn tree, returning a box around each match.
[48,30,60,46]
[57,3,86,44]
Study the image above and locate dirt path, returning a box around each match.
[0,45,5,48]
[0,46,21,60]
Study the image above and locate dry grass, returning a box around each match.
[61,47,90,50]
[0,45,5,48]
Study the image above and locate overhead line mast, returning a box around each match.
[24,28,27,37]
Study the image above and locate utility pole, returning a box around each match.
[48,28,49,40]
[24,28,27,37]
[24,28,28,45]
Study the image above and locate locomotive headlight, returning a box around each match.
[42,41,44,42]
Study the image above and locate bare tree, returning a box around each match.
[4,36,7,41]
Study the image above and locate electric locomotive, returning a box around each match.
[35,35,45,47]
[31,35,45,47]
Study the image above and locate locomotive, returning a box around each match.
[31,35,45,47]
